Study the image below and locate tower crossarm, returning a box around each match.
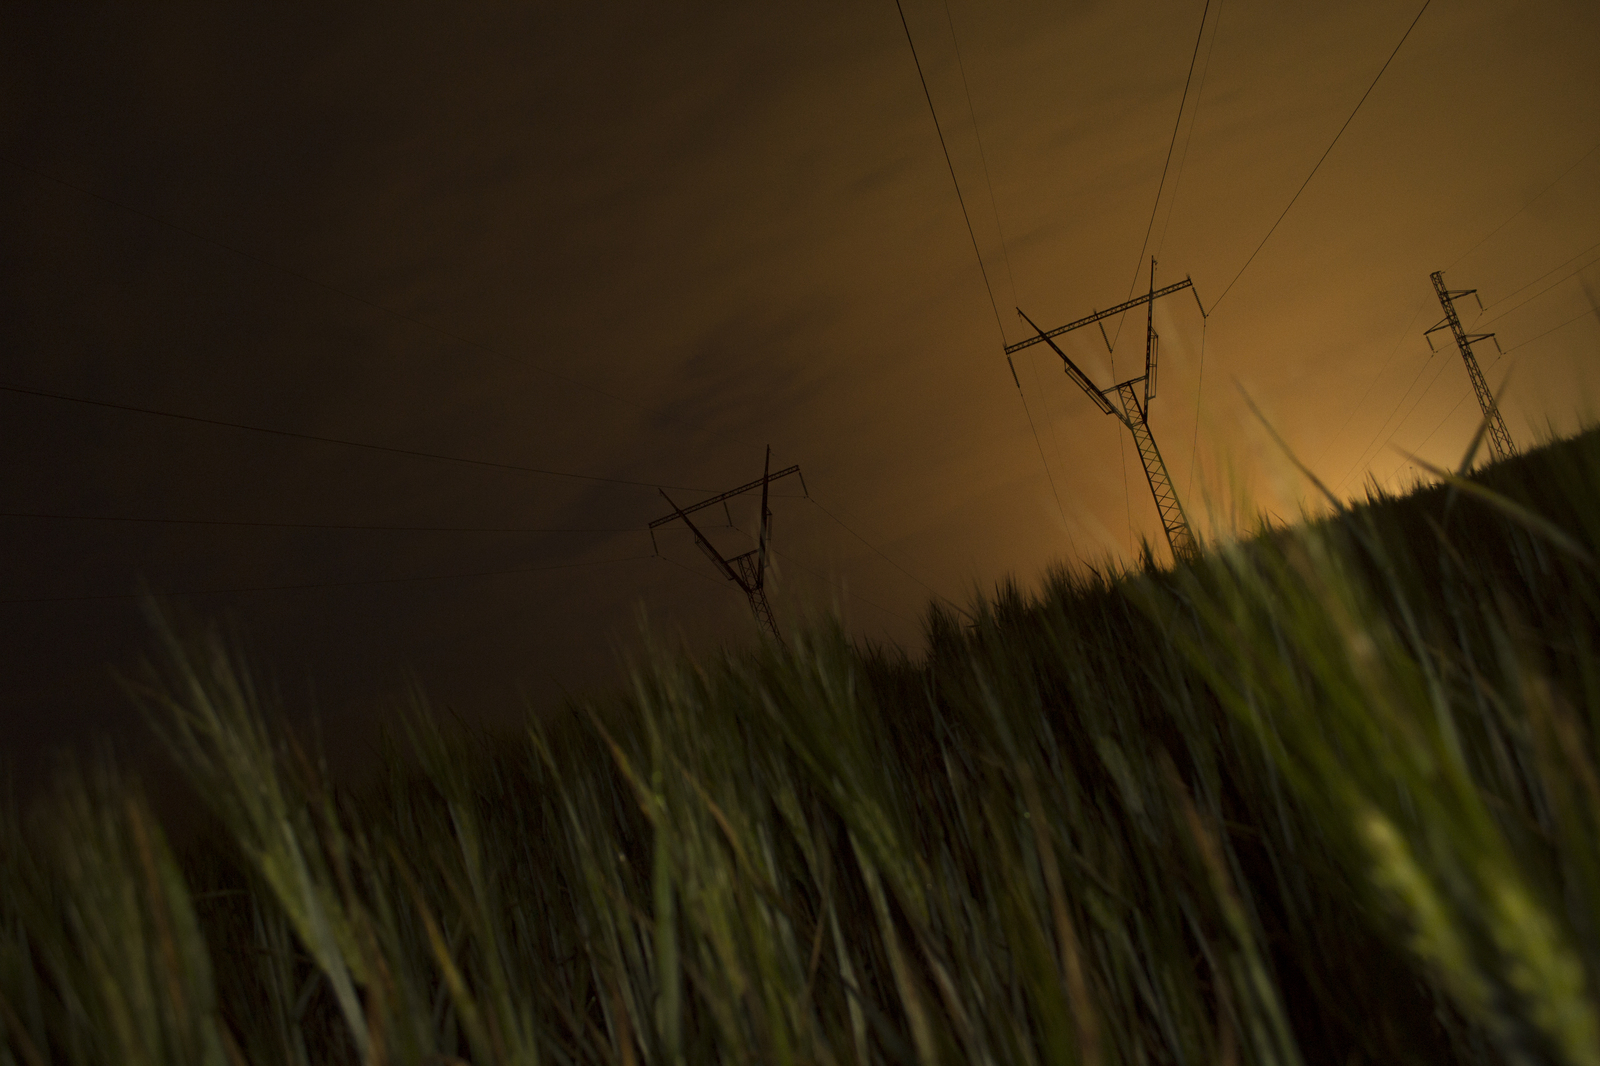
[1008,261,1199,564]
[1003,278,1197,355]
[659,490,749,591]
[1112,382,1197,560]
[654,447,789,643]
[1016,307,1117,415]
[649,465,803,529]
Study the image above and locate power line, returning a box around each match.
[769,546,919,627]
[1014,277,1201,561]
[1314,294,1432,483]
[1447,136,1600,271]
[1021,324,1071,465]
[657,553,734,592]
[1380,344,1466,465]
[0,555,655,606]
[1118,431,1135,554]
[0,381,713,492]
[1483,236,1600,311]
[1209,0,1431,314]
[0,511,640,534]
[1332,346,1440,495]
[1367,252,1600,486]
[1406,388,1478,466]
[1379,345,1493,486]
[1187,317,1208,498]
[1156,0,1224,263]
[1318,163,1599,492]
[943,0,1018,313]
[1025,353,1077,547]
[659,547,896,633]
[1503,305,1599,355]
[1477,244,1600,328]
[1006,356,1076,546]
[657,545,916,634]
[892,0,1007,343]
[805,495,973,621]
[940,0,1077,549]
[1320,221,1599,495]
[1108,0,1212,353]
[1,155,760,455]
[1101,2,1210,556]
[1354,278,1556,492]
[1361,254,1600,477]
[1390,302,1594,480]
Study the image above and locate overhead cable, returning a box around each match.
[943,0,1019,312]
[1503,305,1599,355]
[1156,0,1224,263]
[940,1,1075,541]
[1313,295,1432,483]
[1110,0,1213,352]
[806,494,973,621]
[769,546,919,626]
[1,155,761,455]
[0,554,656,606]
[1187,318,1208,497]
[892,0,1007,344]
[1477,245,1600,328]
[1006,357,1076,545]
[1447,137,1600,271]
[1102,0,1211,554]
[1209,0,1432,313]
[0,510,640,534]
[1317,196,1597,490]
[1388,305,1598,482]
[0,382,713,492]
[1343,257,1600,491]
[1332,344,1443,495]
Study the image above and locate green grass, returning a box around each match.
[6,426,1600,1065]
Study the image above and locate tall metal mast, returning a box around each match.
[1425,270,1513,463]
[1008,258,1203,560]
[650,447,804,641]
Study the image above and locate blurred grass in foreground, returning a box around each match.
[6,427,1600,1065]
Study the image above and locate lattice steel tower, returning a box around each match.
[651,447,804,642]
[1007,258,1203,560]
[1425,270,1513,463]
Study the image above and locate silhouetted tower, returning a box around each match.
[1425,270,1513,463]
[1007,258,1203,560]
[650,447,804,641]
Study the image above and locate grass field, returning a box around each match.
[5,425,1600,1066]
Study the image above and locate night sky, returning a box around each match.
[4,2,1598,788]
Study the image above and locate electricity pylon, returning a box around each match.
[1007,257,1203,560]
[1425,270,1513,463]
[650,447,804,641]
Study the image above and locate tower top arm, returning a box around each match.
[1016,306,1116,415]
[1003,278,1197,355]
[649,465,802,529]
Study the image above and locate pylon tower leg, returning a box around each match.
[1455,341,1513,462]
[1114,383,1197,560]
[747,588,780,642]
[1429,270,1514,463]
[732,551,781,641]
